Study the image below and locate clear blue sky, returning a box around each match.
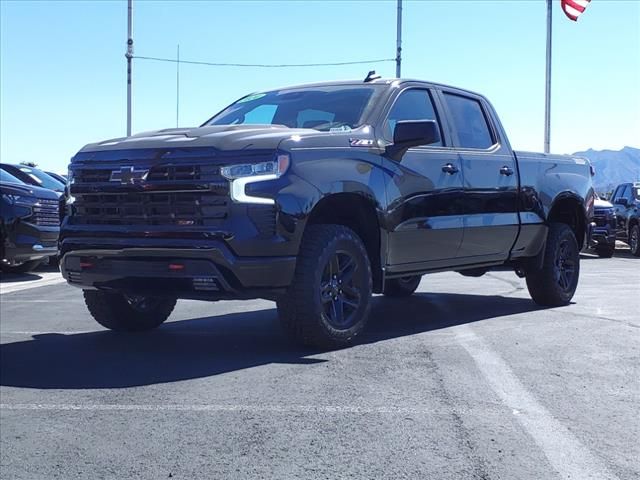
[1,0,639,173]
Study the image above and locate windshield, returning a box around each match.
[205,85,380,131]
[0,169,24,184]
[16,166,65,191]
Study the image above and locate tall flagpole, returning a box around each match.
[176,44,180,128]
[126,0,133,136]
[544,0,552,153]
[396,0,402,78]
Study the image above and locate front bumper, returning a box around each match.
[2,221,59,265]
[587,222,616,248]
[60,242,296,300]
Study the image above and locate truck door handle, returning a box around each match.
[499,166,514,176]
[442,163,459,174]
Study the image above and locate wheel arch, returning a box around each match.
[304,192,384,293]
[547,192,588,248]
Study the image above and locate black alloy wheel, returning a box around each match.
[526,222,580,307]
[277,224,372,348]
[554,238,578,292]
[320,251,362,329]
[630,225,640,257]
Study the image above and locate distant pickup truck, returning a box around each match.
[61,75,595,348]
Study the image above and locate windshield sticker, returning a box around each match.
[330,125,352,133]
[237,93,266,104]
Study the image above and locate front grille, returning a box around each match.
[29,198,60,226]
[71,191,228,226]
[75,164,220,184]
[70,159,232,227]
[593,208,615,228]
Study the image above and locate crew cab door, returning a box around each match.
[381,87,464,266]
[611,184,633,237]
[611,185,628,235]
[439,91,519,261]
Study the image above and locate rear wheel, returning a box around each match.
[630,225,640,257]
[526,223,580,306]
[277,224,372,349]
[0,259,43,274]
[595,244,615,258]
[383,275,421,297]
[83,290,177,331]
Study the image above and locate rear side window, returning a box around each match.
[443,93,494,149]
[384,89,442,146]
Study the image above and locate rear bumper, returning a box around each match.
[60,243,296,300]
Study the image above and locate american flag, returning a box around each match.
[561,0,592,21]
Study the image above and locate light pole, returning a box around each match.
[544,0,552,153]
[126,0,133,137]
[396,0,403,78]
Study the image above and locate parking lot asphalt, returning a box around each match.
[1,252,638,480]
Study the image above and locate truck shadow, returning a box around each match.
[0,293,544,390]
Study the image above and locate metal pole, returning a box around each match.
[396,0,402,78]
[126,0,133,136]
[544,0,552,153]
[176,44,180,128]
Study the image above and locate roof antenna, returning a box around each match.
[364,70,381,83]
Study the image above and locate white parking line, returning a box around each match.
[0,403,482,415]
[0,274,66,294]
[455,324,618,480]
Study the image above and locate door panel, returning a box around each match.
[385,148,464,265]
[457,152,519,259]
[440,92,519,261]
[382,87,464,266]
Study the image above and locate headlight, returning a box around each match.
[221,154,290,205]
[221,155,289,180]
[1,194,37,206]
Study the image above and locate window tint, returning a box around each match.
[443,93,494,149]
[611,186,623,202]
[207,86,378,131]
[384,89,442,146]
[0,168,24,184]
[241,104,277,125]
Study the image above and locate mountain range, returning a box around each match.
[572,146,640,195]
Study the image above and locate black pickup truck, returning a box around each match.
[61,76,595,347]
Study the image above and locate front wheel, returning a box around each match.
[630,225,640,257]
[0,259,43,274]
[277,224,372,349]
[595,244,615,258]
[83,290,177,331]
[526,223,580,307]
[383,276,421,297]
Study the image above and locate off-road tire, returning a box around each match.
[83,290,177,331]
[277,224,372,349]
[526,223,580,307]
[0,259,43,274]
[595,245,615,258]
[630,224,640,257]
[383,276,421,297]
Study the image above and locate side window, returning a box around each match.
[623,185,634,201]
[611,186,623,203]
[384,89,442,146]
[443,93,495,149]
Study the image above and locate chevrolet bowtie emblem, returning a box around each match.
[110,166,149,185]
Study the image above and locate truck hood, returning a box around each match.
[78,124,340,153]
[0,181,61,200]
